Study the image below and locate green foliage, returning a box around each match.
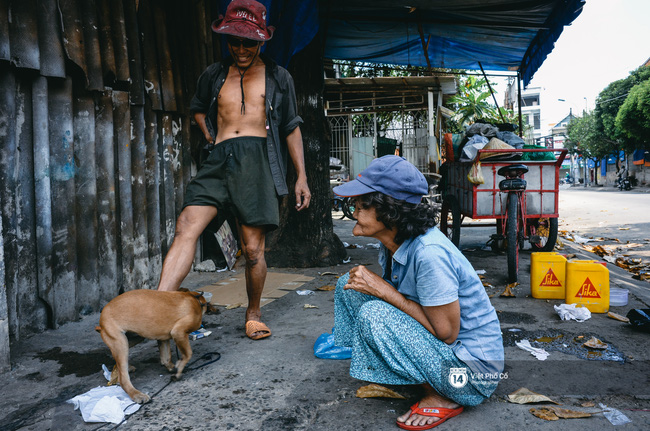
[594,66,650,152]
[445,75,516,132]
[566,111,611,160]
[615,79,650,149]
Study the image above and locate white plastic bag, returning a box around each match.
[554,303,591,322]
[467,161,485,184]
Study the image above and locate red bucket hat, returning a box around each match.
[211,0,275,42]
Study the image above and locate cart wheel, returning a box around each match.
[529,217,558,252]
[440,195,461,247]
[506,193,520,283]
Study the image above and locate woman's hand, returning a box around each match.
[344,265,391,299]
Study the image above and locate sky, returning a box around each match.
[494,0,650,135]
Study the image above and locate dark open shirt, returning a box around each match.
[190,54,303,196]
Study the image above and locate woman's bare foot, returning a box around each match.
[397,384,460,428]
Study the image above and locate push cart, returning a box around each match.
[440,148,568,282]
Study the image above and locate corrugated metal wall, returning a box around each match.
[0,0,221,340]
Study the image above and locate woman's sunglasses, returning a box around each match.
[227,36,259,48]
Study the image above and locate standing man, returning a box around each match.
[157,0,311,341]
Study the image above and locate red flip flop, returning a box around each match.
[396,403,464,430]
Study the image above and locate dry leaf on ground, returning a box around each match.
[317,285,336,291]
[530,408,559,421]
[500,282,518,297]
[607,312,630,323]
[581,401,596,408]
[356,384,406,399]
[225,303,243,309]
[583,336,608,349]
[508,388,560,405]
[303,304,318,309]
[544,406,592,419]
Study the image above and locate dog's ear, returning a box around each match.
[206,303,219,314]
[178,287,190,293]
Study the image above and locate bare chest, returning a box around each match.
[218,66,266,112]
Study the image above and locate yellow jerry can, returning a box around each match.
[531,252,566,299]
[565,260,609,313]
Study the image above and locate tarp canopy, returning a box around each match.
[218,0,584,87]
[322,0,585,86]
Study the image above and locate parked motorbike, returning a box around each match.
[617,176,632,191]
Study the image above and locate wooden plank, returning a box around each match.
[80,0,104,90]
[172,115,184,217]
[36,0,66,78]
[58,0,88,85]
[123,0,145,105]
[109,0,130,82]
[95,91,119,303]
[15,77,46,335]
[160,114,176,252]
[153,2,177,112]
[48,77,77,326]
[137,0,162,110]
[113,90,135,291]
[8,0,40,70]
[96,0,117,83]
[32,76,55,327]
[0,67,18,336]
[130,105,150,289]
[73,95,100,312]
[144,102,162,285]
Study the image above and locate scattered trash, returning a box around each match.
[476,269,487,275]
[626,309,650,332]
[618,227,630,231]
[554,303,591,322]
[317,285,336,291]
[216,267,229,272]
[68,386,141,424]
[529,406,592,421]
[303,304,318,309]
[515,339,550,360]
[189,327,212,341]
[342,242,350,248]
[582,336,608,350]
[342,257,351,264]
[507,387,560,405]
[346,244,362,249]
[356,384,406,399]
[313,330,352,359]
[609,288,628,307]
[607,312,630,323]
[366,243,381,249]
[599,403,632,425]
[319,271,339,276]
[296,290,314,296]
[225,303,242,310]
[508,328,522,332]
[501,282,518,297]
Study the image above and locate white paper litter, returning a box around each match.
[342,257,351,263]
[296,290,314,296]
[366,243,381,249]
[102,364,112,381]
[475,269,486,275]
[599,403,632,425]
[342,242,350,248]
[67,386,141,424]
[554,303,592,322]
[571,234,591,244]
[353,244,365,249]
[515,339,550,360]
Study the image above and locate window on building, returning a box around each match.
[522,95,539,106]
[533,112,540,130]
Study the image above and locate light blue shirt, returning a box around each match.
[379,227,504,377]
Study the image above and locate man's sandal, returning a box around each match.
[245,321,272,340]
[396,403,463,430]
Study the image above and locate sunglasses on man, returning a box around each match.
[227,36,260,48]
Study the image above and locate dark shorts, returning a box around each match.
[183,136,279,229]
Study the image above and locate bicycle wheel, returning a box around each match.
[331,197,345,220]
[342,197,356,220]
[440,195,461,247]
[529,217,558,252]
[506,193,520,283]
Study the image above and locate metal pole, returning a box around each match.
[517,73,523,137]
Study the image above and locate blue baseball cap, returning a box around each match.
[333,155,428,204]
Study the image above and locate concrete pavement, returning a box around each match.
[0,216,649,431]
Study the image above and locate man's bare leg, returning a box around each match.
[239,224,269,338]
[157,205,218,291]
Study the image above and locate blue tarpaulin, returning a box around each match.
[218,0,584,87]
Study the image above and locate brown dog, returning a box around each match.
[96,289,211,404]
